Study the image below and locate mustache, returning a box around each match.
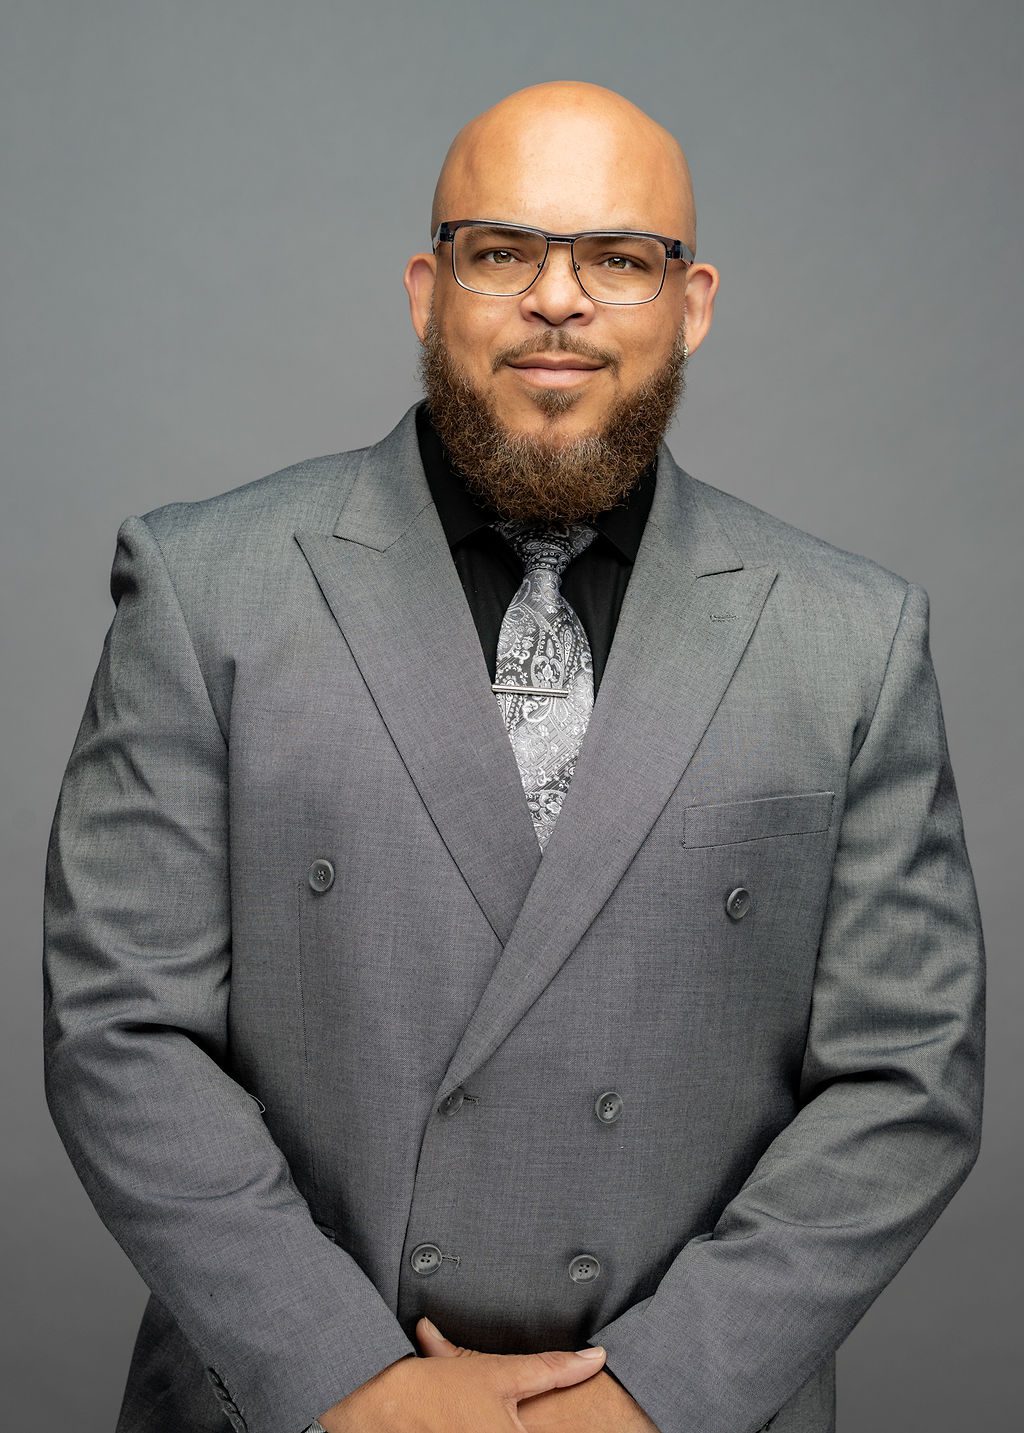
[491,331,620,375]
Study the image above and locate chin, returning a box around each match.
[504,395,596,438]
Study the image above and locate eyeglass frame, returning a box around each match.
[431,218,696,306]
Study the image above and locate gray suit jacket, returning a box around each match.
[43,402,985,1433]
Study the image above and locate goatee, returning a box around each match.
[418,316,687,523]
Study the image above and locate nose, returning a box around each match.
[519,240,596,326]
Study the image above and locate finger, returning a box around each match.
[415,1315,462,1357]
[501,1346,606,1401]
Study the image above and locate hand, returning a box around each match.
[317,1318,607,1432]
[417,1319,659,1432]
[516,1372,661,1433]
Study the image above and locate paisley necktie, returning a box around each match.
[491,520,598,850]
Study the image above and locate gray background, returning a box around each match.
[2,0,1020,1427]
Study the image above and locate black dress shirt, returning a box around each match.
[415,403,656,695]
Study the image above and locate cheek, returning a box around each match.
[435,277,503,336]
[437,306,507,379]
[619,318,682,377]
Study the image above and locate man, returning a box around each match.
[43,81,985,1433]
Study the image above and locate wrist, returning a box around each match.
[315,1353,418,1432]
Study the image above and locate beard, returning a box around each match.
[418,314,688,522]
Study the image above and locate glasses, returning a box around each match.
[432,219,695,306]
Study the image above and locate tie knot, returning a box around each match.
[493,520,597,581]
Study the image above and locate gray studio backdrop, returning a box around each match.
[2,2,1020,1428]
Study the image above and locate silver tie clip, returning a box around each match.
[492,683,570,698]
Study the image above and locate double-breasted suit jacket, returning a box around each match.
[43,402,985,1433]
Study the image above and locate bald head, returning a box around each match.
[430,81,696,252]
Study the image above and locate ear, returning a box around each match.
[681,262,720,358]
[404,250,437,341]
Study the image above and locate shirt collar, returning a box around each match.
[415,401,655,562]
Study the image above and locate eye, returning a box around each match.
[598,252,650,272]
[480,248,519,266]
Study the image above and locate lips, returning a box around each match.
[507,356,604,370]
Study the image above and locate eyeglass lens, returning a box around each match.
[452,224,667,302]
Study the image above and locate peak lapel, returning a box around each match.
[438,449,778,1100]
[294,406,540,945]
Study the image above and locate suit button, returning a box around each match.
[594,1091,623,1124]
[308,858,335,893]
[410,1242,443,1276]
[568,1253,601,1283]
[725,886,751,920]
[439,1087,465,1117]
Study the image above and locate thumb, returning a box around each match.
[499,1345,607,1401]
[415,1316,462,1357]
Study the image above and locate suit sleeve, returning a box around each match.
[585,581,986,1433]
[43,516,416,1433]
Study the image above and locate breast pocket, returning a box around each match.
[682,790,835,847]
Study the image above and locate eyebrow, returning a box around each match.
[463,224,536,240]
[459,220,668,238]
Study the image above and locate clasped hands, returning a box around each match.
[415,1315,660,1432]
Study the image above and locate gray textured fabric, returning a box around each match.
[42,402,985,1433]
[492,520,598,849]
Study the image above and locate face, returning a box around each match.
[404,99,719,517]
[424,227,686,445]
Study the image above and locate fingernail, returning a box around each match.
[576,1346,605,1358]
[422,1317,442,1337]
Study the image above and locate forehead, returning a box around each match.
[443,112,689,237]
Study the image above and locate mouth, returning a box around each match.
[505,356,606,387]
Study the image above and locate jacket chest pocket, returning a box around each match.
[680,791,837,962]
[682,790,835,847]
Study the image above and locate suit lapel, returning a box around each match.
[437,447,778,1100]
[295,407,540,945]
